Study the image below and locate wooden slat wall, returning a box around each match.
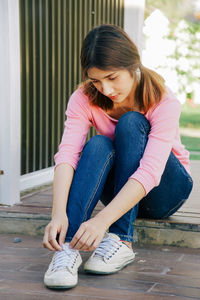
[19,0,124,175]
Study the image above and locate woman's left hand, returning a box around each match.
[69,217,107,252]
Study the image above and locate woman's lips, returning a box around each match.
[109,94,119,100]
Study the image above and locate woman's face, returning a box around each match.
[87,67,135,104]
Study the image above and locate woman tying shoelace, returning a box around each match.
[42,24,193,289]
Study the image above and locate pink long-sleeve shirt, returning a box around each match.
[54,88,190,195]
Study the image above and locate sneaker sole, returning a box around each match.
[84,257,135,275]
[44,283,77,290]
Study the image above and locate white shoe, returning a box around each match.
[44,243,82,289]
[84,233,135,274]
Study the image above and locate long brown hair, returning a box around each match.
[80,24,166,113]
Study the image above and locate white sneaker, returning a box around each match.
[84,233,135,274]
[44,243,82,289]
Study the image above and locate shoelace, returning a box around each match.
[94,236,122,260]
[51,244,78,271]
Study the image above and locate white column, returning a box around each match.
[0,0,21,205]
[124,0,146,54]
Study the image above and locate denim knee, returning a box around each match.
[115,111,150,136]
[83,135,114,157]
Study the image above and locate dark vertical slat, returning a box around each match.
[57,0,61,149]
[45,0,50,168]
[48,1,51,166]
[19,0,26,175]
[40,0,46,169]
[25,0,31,173]
[60,0,67,140]
[37,1,45,169]
[101,0,106,24]
[88,0,93,30]
[119,0,124,27]
[54,2,59,161]
[35,0,41,171]
[67,0,72,98]
[113,0,117,24]
[97,0,101,25]
[51,0,55,165]
[91,0,95,27]
[72,0,77,88]
[110,0,114,24]
[77,0,82,84]
[82,0,88,39]
[32,0,36,172]
[105,0,109,23]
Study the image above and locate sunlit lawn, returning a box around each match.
[180,101,200,129]
[180,101,200,160]
[180,135,200,152]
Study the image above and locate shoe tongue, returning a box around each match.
[62,243,70,250]
[106,233,120,241]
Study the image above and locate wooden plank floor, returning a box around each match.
[0,233,200,300]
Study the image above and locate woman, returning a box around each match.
[43,24,193,289]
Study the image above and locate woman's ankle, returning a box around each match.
[121,240,133,249]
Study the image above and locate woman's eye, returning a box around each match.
[109,77,117,81]
[92,80,99,84]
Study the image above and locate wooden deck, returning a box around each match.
[0,233,200,299]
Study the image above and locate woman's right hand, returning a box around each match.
[42,214,69,251]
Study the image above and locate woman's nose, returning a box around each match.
[101,82,114,96]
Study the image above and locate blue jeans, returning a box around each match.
[65,112,193,242]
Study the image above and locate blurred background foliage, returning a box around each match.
[144,0,200,160]
[145,0,198,26]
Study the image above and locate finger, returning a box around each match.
[58,228,67,247]
[74,232,91,250]
[43,240,55,251]
[49,237,62,251]
[43,230,55,251]
[87,236,101,252]
[80,235,95,251]
[48,228,63,251]
[69,227,85,249]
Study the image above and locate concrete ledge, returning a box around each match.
[0,211,199,248]
[134,219,200,248]
[0,212,50,236]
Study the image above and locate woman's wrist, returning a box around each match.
[51,209,68,219]
[94,211,113,230]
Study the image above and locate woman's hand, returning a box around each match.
[43,214,69,251]
[69,217,107,252]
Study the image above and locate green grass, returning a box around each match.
[190,154,200,160]
[180,102,200,129]
[179,101,200,159]
[180,135,200,152]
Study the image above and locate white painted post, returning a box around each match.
[0,0,21,205]
[124,0,146,55]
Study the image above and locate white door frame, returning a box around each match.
[0,0,21,205]
[124,0,146,55]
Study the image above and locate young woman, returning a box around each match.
[43,24,193,289]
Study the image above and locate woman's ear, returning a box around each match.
[135,68,141,82]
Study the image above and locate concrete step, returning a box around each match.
[0,189,199,249]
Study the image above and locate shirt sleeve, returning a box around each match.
[54,89,92,170]
[129,92,181,195]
